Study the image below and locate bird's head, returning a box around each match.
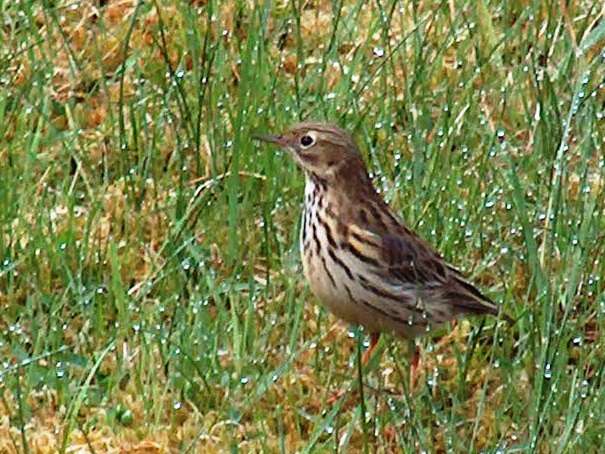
[254,122,368,184]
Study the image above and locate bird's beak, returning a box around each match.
[252,133,288,147]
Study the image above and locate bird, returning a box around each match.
[254,122,508,372]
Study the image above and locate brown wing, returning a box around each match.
[346,224,503,321]
[383,231,504,317]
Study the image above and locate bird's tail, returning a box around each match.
[450,274,514,324]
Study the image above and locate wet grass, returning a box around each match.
[1,0,604,452]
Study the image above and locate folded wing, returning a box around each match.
[345,223,502,324]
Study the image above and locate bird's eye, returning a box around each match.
[300,135,314,148]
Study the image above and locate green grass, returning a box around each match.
[1,0,604,451]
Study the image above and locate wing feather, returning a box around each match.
[345,223,504,320]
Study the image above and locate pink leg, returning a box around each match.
[362,332,381,365]
[409,343,421,389]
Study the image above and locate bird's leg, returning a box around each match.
[362,332,381,365]
[408,338,421,390]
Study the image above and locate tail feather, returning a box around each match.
[449,275,513,324]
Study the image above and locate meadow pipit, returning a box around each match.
[255,122,507,368]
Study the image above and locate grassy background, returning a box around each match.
[1,0,604,452]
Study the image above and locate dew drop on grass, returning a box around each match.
[551,384,558,394]
[372,46,385,58]
[580,379,589,398]
[426,373,437,388]
[8,323,19,333]
[544,363,552,380]
[387,398,396,411]
[56,362,65,379]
